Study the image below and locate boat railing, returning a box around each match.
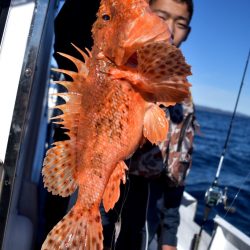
[178,192,250,250]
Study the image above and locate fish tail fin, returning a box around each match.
[42,206,103,250]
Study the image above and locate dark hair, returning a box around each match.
[149,0,194,22]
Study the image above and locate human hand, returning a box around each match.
[162,245,177,250]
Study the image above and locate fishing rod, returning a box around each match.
[191,48,250,250]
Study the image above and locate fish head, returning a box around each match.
[92,0,172,67]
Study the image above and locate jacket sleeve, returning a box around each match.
[160,185,184,246]
[165,97,197,186]
[158,98,197,246]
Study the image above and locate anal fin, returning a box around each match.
[102,161,128,212]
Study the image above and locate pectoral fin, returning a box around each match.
[136,42,191,102]
[102,161,128,212]
[108,42,191,103]
[143,104,169,144]
[138,42,191,82]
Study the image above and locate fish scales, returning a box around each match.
[41,0,192,249]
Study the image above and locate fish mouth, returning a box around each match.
[125,52,138,68]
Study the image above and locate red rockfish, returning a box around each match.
[41,0,191,249]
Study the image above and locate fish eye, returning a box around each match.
[102,14,111,21]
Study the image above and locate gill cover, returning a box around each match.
[92,0,172,66]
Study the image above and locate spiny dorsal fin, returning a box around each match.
[42,45,91,197]
[55,43,91,80]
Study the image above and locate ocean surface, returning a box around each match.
[185,106,250,237]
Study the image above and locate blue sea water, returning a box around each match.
[185,106,250,237]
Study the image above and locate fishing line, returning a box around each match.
[202,48,250,213]
[192,48,250,250]
[205,48,250,198]
[223,170,250,219]
[110,157,132,249]
[214,48,250,183]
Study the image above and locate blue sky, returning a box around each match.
[181,0,250,115]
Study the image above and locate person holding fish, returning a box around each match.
[100,0,196,250]
[43,0,196,249]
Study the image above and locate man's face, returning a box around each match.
[150,0,191,47]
